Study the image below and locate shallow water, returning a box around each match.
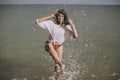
[0,5,120,80]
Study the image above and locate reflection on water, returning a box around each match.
[0,5,120,80]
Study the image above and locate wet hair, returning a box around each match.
[55,9,69,26]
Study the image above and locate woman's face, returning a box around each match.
[58,13,64,24]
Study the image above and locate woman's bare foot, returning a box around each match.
[62,64,65,71]
[55,63,65,73]
[55,64,61,73]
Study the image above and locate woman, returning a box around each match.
[35,9,78,73]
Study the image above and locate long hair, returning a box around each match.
[55,9,69,26]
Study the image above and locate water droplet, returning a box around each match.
[11,78,17,80]
[82,10,85,13]
[112,72,117,76]
[23,78,27,80]
[91,74,97,78]
[85,44,88,47]
[103,56,106,59]
[98,49,102,51]
[42,77,45,80]
[86,27,89,29]
[83,13,87,16]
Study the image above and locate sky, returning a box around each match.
[0,0,120,5]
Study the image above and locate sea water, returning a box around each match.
[0,5,120,80]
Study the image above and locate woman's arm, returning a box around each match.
[68,19,78,39]
[35,14,55,23]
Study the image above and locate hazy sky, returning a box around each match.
[0,0,120,5]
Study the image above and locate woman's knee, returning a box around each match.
[44,42,51,52]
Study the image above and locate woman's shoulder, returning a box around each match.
[65,24,71,29]
[65,25,72,31]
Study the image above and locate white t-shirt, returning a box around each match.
[37,20,73,44]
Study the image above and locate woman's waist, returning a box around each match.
[47,39,64,44]
[46,40,64,49]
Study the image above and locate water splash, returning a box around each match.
[52,42,88,80]
[81,10,87,16]
[11,77,27,80]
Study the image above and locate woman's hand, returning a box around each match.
[51,14,55,18]
[35,18,38,24]
[68,18,74,25]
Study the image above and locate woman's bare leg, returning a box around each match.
[48,43,63,70]
[56,46,63,62]
[55,46,65,72]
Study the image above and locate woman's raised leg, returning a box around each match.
[55,46,65,72]
[56,46,63,62]
[47,43,63,71]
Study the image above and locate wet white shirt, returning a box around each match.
[37,20,73,44]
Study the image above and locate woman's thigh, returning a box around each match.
[56,46,63,61]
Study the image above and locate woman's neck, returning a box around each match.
[59,23,64,27]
